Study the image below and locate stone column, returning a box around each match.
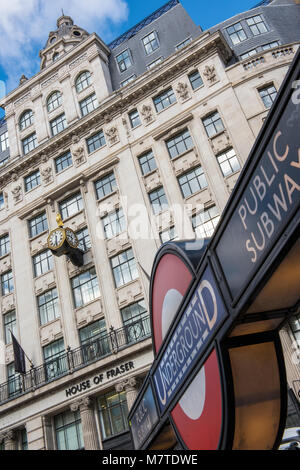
[70,396,100,450]
[2,430,18,450]
[116,377,140,411]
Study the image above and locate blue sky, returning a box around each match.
[0,0,257,116]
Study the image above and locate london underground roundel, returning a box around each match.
[150,241,222,450]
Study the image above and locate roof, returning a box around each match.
[108,0,179,50]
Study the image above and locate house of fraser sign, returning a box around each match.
[128,50,300,450]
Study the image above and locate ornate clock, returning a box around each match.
[47,214,83,266]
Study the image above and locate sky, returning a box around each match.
[0,0,258,115]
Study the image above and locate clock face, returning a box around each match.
[65,228,79,249]
[48,228,65,249]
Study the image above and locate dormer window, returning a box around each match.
[73,31,81,37]
[53,52,60,62]
[19,110,34,131]
[50,37,57,44]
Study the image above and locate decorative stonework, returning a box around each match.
[176,81,190,101]
[14,93,31,108]
[19,75,28,85]
[105,126,119,147]
[203,65,217,84]
[41,74,59,89]
[69,53,88,70]
[11,184,23,204]
[141,104,154,125]
[70,396,93,412]
[210,130,231,154]
[71,135,86,166]
[41,166,53,185]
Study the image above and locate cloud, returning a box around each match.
[0,0,129,93]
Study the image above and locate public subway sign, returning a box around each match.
[216,80,300,300]
[128,50,300,450]
[153,265,227,413]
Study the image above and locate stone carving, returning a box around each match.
[105,126,119,146]
[12,185,22,203]
[176,81,190,100]
[19,74,28,85]
[69,53,88,70]
[141,104,154,124]
[71,135,86,166]
[70,396,93,412]
[41,166,53,185]
[203,65,217,84]
[41,74,59,89]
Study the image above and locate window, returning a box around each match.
[149,187,168,215]
[160,226,178,244]
[53,52,59,62]
[146,57,163,70]
[121,75,136,87]
[59,192,83,220]
[259,84,277,109]
[0,131,9,152]
[71,267,100,308]
[86,130,106,154]
[94,172,117,200]
[79,319,110,363]
[192,205,220,238]
[28,212,48,238]
[102,208,126,239]
[217,148,241,177]
[202,111,225,138]
[153,88,176,112]
[138,150,157,176]
[50,113,67,136]
[289,314,300,343]
[166,129,193,159]
[262,41,280,50]
[246,15,268,36]
[142,31,159,55]
[241,49,257,60]
[19,110,34,131]
[55,410,83,450]
[55,151,72,173]
[43,338,67,381]
[37,288,60,326]
[98,391,129,439]
[188,70,203,90]
[226,22,247,45]
[0,234,10,257]
[47,91,62,113]
[21,429,28,450]
[75,71,92,93]
[175,37,192,50]
[121,299,150,343]
[128,109,141,128]
[79,93,98,117]
[22,133,37,155]
[116,49,132,73]
[1,271,14,295]
[110,248,138,288]
[76,227,91,252]
[24,170,41,192]
[7,363,22,398]
[0,193,4,210]
[33,250,53,277]
[4,311,16,344]
[178,166,208,198]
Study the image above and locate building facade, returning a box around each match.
[0,0,299,450]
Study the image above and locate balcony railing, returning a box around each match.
[0,316,151,406]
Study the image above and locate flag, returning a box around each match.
[11,332,26,375]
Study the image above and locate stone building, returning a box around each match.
[0,0,299,450]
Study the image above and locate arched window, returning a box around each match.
[47,91,62,113]
[75,71,91,93]
[19,110,34,131]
